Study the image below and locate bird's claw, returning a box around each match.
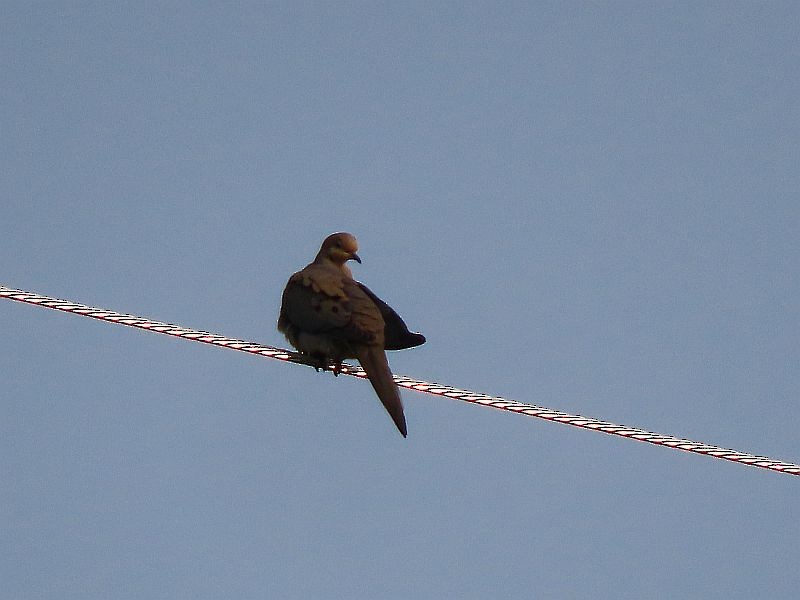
[308,354,343,376]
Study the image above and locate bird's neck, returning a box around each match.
[313,256,353,279]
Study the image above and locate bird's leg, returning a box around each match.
[331,359,344,377]
[308,352,330,373]
[308,351,343,376]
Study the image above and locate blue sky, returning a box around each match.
[2,2,798,598]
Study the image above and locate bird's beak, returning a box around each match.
[350,252,362,264]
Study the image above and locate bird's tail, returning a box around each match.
[357,346,407,437]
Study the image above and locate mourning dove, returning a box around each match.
[278,232,425,437]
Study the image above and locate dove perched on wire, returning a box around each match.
[278,232,425,437]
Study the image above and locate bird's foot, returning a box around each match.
[308,353,329,373]
[308,353,343,376]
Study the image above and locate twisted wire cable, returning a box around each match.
[2,284,797,477]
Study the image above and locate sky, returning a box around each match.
[2,2,799,598]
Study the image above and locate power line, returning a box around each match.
[2,284,797,477]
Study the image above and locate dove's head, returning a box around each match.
[317,232,361,266]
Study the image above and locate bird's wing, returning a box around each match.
[279,267,351,336]
[279,265,383,345]
[356,282,426,350]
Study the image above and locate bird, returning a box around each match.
[278,232,425,437]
